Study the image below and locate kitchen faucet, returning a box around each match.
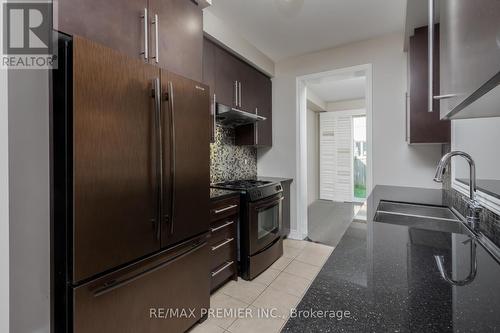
[433,151,482,230]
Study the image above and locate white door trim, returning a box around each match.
[294,64,373,240]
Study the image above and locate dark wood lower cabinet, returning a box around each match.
[209,196,239,292]
[73,235,210,333]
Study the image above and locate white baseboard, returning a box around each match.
[286,230,306,240]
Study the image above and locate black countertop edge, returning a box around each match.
[209,188,241,201]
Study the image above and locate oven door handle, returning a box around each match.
[256,196,283,212]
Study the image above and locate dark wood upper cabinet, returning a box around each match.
[204,38,273,147]
[57,0,148,61]
[56,0,203,81]
[235,72,272,146]
[407,25,450,144]
[149,0,203,82]
[214,45,240,108]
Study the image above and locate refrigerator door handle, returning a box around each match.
[153,78,162,241]
[140,8,148,60]
[92,241,206,297]
[168,81,176,235]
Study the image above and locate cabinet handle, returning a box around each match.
[255,107,258,145]
[212,94,217,141]
[234,81,238,106]
[152,14,159,63]
[433,94,459,100]
[211,238,234,251]
[141,8,148,60]
[211,261,234,277]
[211,220,234,233]
[93,241,206,297]
[428,0,434,112]
[238,81,242,107]
[213,204,238,214]
[405,92,409,142]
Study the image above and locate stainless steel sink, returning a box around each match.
[374,201,464,234]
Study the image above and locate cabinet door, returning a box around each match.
[149,0,203,82]
[74,239,210,333]
[439,0,500,118]
[215,46,240,108]
[162,70,210,247]
[239,61,259,113]
[57,0,148,61]
[408,26,450,144]
[72,37,161,282]
[235,72,273,146]
[257,73,273,146]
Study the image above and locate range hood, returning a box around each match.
[216,103,266,128]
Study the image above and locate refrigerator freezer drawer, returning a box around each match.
[73,236,210,333]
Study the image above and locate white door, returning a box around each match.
[319,112,353,202]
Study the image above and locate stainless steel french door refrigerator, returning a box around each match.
[52,34,210,333]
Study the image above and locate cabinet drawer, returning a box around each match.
[210,197,239,222]
[211,261,237,291]
[211,238,236,270]
[210,218,236,244]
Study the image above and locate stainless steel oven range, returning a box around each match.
[211,179,283,280]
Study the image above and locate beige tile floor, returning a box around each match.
[189,239,334,333]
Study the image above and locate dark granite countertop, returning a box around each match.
[283,185,500,332]
[209,188,240,201]
[257,176,294,183]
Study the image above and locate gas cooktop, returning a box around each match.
[212,179,273,190]
[211,179,283,201]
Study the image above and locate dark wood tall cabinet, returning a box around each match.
[407,25,450,144]
[56,0,203,81]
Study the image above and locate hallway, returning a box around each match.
[307,200,365,247]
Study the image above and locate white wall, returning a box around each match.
[326,98,365,111]
[8,69,51,332]
[307,109,319,205]
[0,33,9,333]
[258,32,442,236]
[203,10,275,76]
[452,117,500,180]
[0,2,9,330]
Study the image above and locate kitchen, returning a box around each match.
[1,0,500,332]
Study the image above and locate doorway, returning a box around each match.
[318,109,366,203]
[294,64,372,242]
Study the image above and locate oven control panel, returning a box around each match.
[248,183,283,202]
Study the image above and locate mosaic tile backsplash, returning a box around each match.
[441,145,500,247]
[210,126,257,184]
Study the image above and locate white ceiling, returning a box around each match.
[207,0,406,61]
[307,76,366,103]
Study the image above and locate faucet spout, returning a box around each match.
[434,151,476,200]
[434,151,481,230]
